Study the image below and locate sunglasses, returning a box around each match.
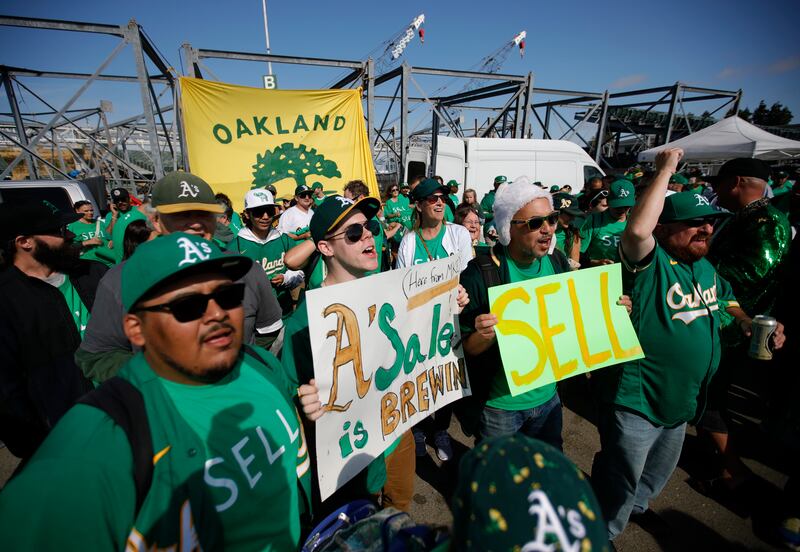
[682,217,716,228]
[248,205,278,218]
[423,194,446,205]
[133,283,245,323]
[297,192,313,199]
[327,219,381,243]
[510,211,559,231]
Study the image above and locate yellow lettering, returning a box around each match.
[416,370,430,412]
[600,272,642,359]
[381,392,399,436]
[492,287,547,386]
[399,381,417,422]
[567,278,611,367]
[322,303,371,412]
[536,282,577,380]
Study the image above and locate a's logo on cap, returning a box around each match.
[559,198,570,209]
[178,181,200,198]
[254,191,269,201]
[618,188,630,198]
[334,197,354,208]
[695,194,709,206]
[177,236,212,266]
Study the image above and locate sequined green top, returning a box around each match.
[708,198,791,320]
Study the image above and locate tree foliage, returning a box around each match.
[726,100,792,125]
[251,143,341,189]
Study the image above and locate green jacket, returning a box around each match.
[479,190,496,222]
[0,349,312,551]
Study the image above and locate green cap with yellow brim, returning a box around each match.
[151,172,225,215]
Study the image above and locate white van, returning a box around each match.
[407,136,604,201]
[0,180,101,214]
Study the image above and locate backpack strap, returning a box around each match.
[77,378,154,515]
[474,252,502,289]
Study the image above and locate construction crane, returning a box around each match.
[375,13,426,75]
[455,30,526,96]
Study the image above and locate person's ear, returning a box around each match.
[317,240,335,258]
[15,236,34,253]
[123,313,147,348]
[151,213,164,235]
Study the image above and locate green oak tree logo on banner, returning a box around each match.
[251,142,341,189]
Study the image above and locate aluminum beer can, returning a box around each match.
[748,315,778,360]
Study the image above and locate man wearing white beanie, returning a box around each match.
[458,176,571,447]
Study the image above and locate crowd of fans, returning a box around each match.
[0,149,796,550]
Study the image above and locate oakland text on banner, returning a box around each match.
[179,77,379,211]
[307,256,470,500]
[487,264,644,396]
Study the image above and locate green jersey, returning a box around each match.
[479,190,496,222]
[228,228,300,316]
[105,208,148,263]
[281,301,387,495]
[412,225,448,265]
[579,211,627,262]
[485,253,557,410]
[68,219,114,266]
[596,243,737,427]
[384,196,413,230]
[0,348,311,551]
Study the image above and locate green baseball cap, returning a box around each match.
[410,178,455,212]
[607,179,635,208]
[494,175,507,185]
[552,193,583,216]
[550,185,561,193]
[311,182,324,191]
[669,173,689,185]
[659,191,732,224]
[151,172,225,215]
[309,195,380,244]
[451,435,609,551]
[447,179,459,188]
[122,233,252,312]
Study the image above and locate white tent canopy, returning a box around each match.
[638,116,800,162]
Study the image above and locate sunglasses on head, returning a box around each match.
[297,192,313,199]
[327,219,381,243]
[423,194,446,205]
[133,283,245,323]
[248,205,278,218]
[510,211,559,231]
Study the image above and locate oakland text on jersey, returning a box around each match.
[665,278,720,325]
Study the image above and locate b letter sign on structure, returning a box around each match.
[488,264,644,396]
[307,256,470,500]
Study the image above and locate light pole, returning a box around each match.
[261,0,273,76]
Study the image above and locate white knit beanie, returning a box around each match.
[494,176,554,246]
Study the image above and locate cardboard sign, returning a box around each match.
[307,256,470,500]
[488,264,643,396]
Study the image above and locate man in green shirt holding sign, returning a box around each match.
[590,148,759,541]
[0,232,314,550]
[460,177,570,449]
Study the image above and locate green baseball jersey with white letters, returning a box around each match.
[68,219,113,265]
[228,232,295,315]
[579,211,627,262]
[0,348,312,551]
[596,243,737,427]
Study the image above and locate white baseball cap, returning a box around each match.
[244,189,275,209]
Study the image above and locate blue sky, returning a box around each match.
[1,0,798,134]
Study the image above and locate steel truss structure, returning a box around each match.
[2,14,744,188]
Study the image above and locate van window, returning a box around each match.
[406,161,427,184]
[0,186,74,212]
[583,165,603,184]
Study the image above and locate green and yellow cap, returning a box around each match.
[451,435,609,551]
[494,175,507,185]
[151,172,225,215]
[659,191,731,223]
[122,232,252,312]
[309,195,380,244]
[607,179,636,208]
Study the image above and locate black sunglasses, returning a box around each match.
[423,194,446,205]
[297,192,313,199]
[510,211,559,231]
[248,205,278,218]
[327,219,381,243]
[133,283,245,323]
[682,217,717,228]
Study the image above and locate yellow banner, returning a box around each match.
[179,77,378,211]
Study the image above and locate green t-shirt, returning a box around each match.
[554,226,575,256]
[412,225,448,265]
[230,211,243,236]
[479,190,496,222]
[313,195,327,207]
[449,193,459,207]
[596,243,737,427]
[67,219,114,266]
[579,211,627,262]
[444,203,455,223]
[0,350,311,551]
[484,252,557,410]
[384,196,413,230]
[56,274,90,338]
[281,301,387,494]
[771,180,794,198]
[105,208,148,263]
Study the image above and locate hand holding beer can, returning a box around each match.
[748,315,778,360]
